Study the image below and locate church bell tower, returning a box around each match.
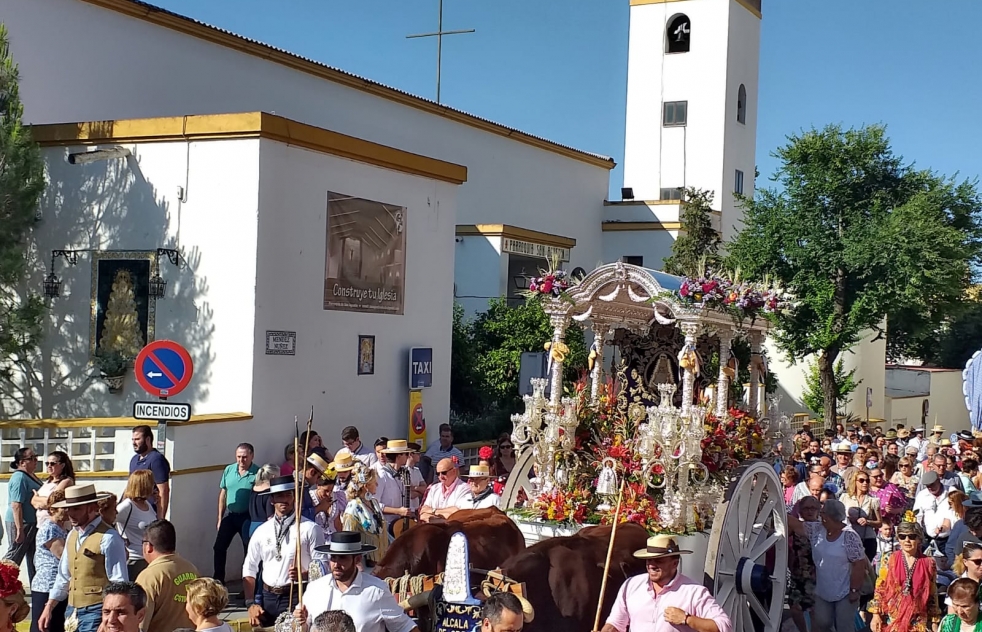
[620,0,761,243]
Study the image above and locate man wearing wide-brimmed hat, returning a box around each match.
[38,484,128,632]
[830,442,857,483]
[242,475,324,628]
[376,440,415,530]
[601,534,730,632]
[296,531,416,632]
[457,464,500,510]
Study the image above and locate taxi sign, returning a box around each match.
[133,401,191,422]
[134,340,194,398]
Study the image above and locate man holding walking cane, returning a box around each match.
[598,534,732,632]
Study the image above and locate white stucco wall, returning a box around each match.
[454,235,507,316]
[884,370,969,431]
[3,0,610,292]
[601,230,679,270]
[3,139,259,420]
[252,138,457,460]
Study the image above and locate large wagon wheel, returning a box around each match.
[704,460,788,632]
[501,447,536,510]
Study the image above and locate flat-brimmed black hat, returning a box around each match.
[260,475,303,495]
[314,530,377,555]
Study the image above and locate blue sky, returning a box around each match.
[153,0,982,198]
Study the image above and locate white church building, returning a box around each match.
[2,0,923,573]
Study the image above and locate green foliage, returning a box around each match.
[0,24,46,380]
[662,187,722,277]
[728,124,982,424]
[450,298,588,440]
[802,357,859,416]
[93,349,128,377]
[915,291,982,369]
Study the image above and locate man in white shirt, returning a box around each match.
[339,426,377,469]
[419,458,470,523]
[457,464,500,510]
[376,440,414,529]
[243,475,324,628]
[297,531,417,632]
[914,471,953,540]
[407,444,426,511]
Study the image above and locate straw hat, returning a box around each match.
[332,450,356,472]
[940,438,952,447]
[932,424,946,434]
[897,428,910,439]
[381,439,413,454]
[633,534,692,559]
[833,442,854,455]
[306,452,332,474]
[50,484,112,509]
[884,430,898,440]
[461,464,492,479]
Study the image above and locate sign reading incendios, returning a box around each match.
[501,237,570,262]
[133,401,192,422]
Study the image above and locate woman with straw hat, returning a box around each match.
[600,534,730,632]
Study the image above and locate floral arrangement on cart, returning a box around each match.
[509,374,770,536]
[508,261,789,536]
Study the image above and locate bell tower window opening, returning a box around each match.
[667,15,691,54]
[737,84,747,124]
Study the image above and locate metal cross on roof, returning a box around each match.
[406,0,475,103]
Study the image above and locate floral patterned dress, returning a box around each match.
[867,551,941,632]
[787,530,816,609]
[342,494,388,564]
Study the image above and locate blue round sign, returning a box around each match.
[134,340,194,397]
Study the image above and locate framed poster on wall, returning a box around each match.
[323,192,405,315]
[358,335,375,375]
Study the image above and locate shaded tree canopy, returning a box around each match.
[728,124,982,425]
[662,187,722,277]
[0,24,46,380]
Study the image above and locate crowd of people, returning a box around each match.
[782,420,982,631]
[0,421,519,632]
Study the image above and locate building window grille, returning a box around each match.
[663,101,687,127]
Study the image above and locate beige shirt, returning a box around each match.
[136,553,199,632]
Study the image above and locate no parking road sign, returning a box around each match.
[134,340,194,398]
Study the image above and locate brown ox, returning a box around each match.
[374,507,525,579]
[497,523,649,632]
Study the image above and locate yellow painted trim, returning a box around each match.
[734,0,763,19]
[0,471,131,481]
[75,0,614,171]
[602,221,682,232]
[455,224,576,249]
[172,464,228,476]
[0,412,252,428]
[30,113,467,185]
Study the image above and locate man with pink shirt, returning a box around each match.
[601,534,731,632]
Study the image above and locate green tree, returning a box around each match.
[450,301,482,417]
[662,187,722,277]
[470,297,587,410]
[0,25,46,380]
[802,357,859,417]
[728,124,982,427]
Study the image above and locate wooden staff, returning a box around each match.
[296,408,314,608]
[593,475,627,632]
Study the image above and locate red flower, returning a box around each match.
[479,446,493,460]
[0,561,22,598]
[541,279,554,293]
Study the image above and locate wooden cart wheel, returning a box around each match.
[703,460,788,632]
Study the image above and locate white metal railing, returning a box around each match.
[0,425,126,474]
